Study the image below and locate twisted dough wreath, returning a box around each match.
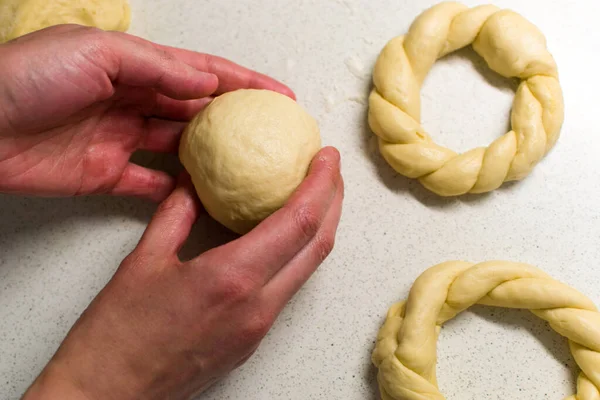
[368,2,565,196]
[372,261,600,400]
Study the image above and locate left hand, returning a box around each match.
[0,25,294,201]
[23,148,343,400]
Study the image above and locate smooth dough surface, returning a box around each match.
[373,261,600,400]
[179,89,321,234]
[368,2,564,196]
[0,0,130,43]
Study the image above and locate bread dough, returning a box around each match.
[0,0,130,43]
[373,261,600,400]
[368,2,564,196]
[179,89,321,234]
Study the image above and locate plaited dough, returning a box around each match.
[0,0,130,43]
[179,89,321,235]
[373,261,600,400]
[368,2,564,196]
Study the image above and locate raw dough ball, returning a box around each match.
[0,0,131,43]
[179,89,321,234]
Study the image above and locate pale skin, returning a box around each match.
[0,25,344,399]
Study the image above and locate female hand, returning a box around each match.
[0,25,294,201]
[23,147,343,400]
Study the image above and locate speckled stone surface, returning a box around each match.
[1,0,600,399]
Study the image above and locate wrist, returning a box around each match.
[22,363,93,400]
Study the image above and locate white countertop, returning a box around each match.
[2,0,600,399]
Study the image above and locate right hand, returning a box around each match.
[23,147,343,400]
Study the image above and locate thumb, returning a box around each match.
[136,173,201,257]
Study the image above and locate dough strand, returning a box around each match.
[373,261,600,400]
[368,2,564,196]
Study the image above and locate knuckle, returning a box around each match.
[156,196,183,216]
[313,232,335,262]
[157,48,176,63]
[293,204,322,239]
[241,311,273,343]
[121,250,143,266]
[86,26,106,37]
[77,28,118,69]
[74,25,103,37]
[215,273,257,303]
[154,49,176,82]
[118,250,148,275]
[81,26,111,47]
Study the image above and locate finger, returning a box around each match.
[136,173,201,256]
[110,33,293,98]
[151,95,213,121]
[138,100,214,153]
[102,33,219,100]
[115,86,213,121]
[199,147,341,283]
[109,163,175,202]
[153,44,296,98]
[138,118,185,153]
[262,177,344,312]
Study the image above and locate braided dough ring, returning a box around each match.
[373,261,600,400]
[368,2,564,196]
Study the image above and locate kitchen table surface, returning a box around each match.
[2,0,600,399]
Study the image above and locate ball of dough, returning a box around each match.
[0,0,131,43]
[179,89,321,234]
